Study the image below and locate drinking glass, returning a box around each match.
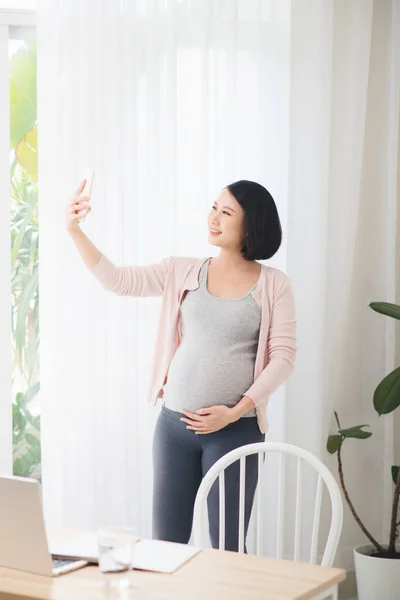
[98,526,136,590]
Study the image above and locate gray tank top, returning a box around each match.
[162,259,261,417]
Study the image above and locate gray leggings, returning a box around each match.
[152,406,265,552]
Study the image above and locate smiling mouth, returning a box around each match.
[209,228,222,235]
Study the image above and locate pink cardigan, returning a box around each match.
[90,255,296,433]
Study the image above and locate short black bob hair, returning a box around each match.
[226,180,282,261]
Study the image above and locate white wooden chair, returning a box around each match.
[193,442,343,600]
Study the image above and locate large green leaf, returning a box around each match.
[370,302,400,320]
[13,457,31,477]
[16,125,38,182]
[26,326,39,386]
[11,203,33,268]
[12,403,26,440]
[25,432,40,448]
[25,410,40,430]
[13,440,41,478]
[373,367,400,415]
[29,230,38,270]
[10,41,37,149]
[15,391,26,408]
[29,463,42,481]
[26,381,40,403]
[327,435,342,454]
[392,466,400,485]
[14,269,38,355]
[338,425,372,439]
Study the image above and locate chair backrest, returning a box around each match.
[193,442,343,567]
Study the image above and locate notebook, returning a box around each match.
[49,532,201,574]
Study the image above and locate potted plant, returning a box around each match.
[327,302,400,600]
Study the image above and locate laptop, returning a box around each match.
[0,475,88,577]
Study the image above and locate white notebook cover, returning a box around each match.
[49,532,201,574]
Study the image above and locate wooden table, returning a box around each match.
[0,546,345,600]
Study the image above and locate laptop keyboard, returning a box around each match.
[52,558,77,569]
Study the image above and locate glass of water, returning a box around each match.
[98,526,136,589]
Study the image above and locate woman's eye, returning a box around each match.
[211,206,216,211]
[222,211,230,216]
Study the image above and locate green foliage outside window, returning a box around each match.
[10,39,40,479]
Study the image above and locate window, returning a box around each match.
[0,10,38,478]
[10,31,39,479]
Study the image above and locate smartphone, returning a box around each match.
[83,169,95,197]
[78,170,95,223]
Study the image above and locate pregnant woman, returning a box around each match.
[66,179,296,552]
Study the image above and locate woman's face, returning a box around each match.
[207,188,245,252]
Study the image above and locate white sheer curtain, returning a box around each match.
[37,0,399,569]
[285,0,400,566]
[37,0,289,539]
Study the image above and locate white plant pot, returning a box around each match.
[354,544,400,600]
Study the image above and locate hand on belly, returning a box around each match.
[180,405,235,434]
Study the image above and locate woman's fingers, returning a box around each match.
[69,203,89,213]
[71,195,90,206]
[181,410,204,422]
[69,207,90,218]
[186,426,210,433]
[66,185,91,232]
[75,179,87,196]
[181,412,215,434]
[68,200,90,213]
[189,428,212,435]
[180,417,206,426]
[71,214,86,221]
[71,208,91,220]
[68,204,87,215]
